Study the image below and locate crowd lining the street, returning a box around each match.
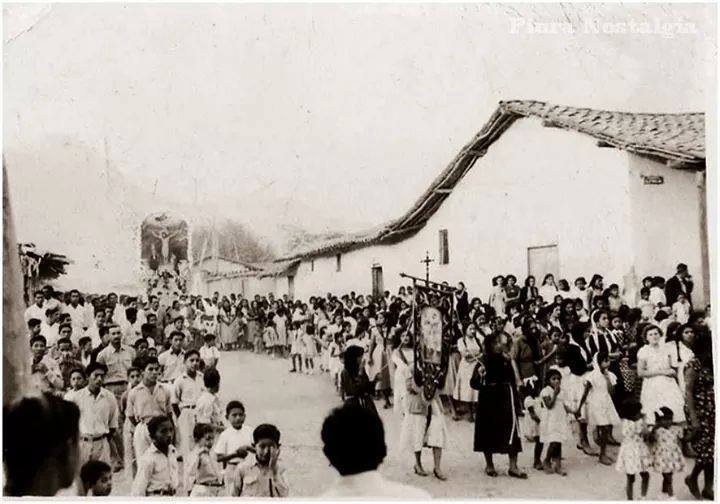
[4,263,714,500]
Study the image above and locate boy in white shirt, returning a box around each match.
[213,400,254,494]
[199,333,220,370]
[672,292,692,324]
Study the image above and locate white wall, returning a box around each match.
[627,155,706,306]
[290,118,637,302]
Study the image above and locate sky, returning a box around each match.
[3,3,717,290]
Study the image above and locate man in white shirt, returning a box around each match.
[42,285,62,312]
[85,310,107,349]
[64,289,90,335]
[320,404,431,499]
[41,307,61,348]
[24,290,46,324]
[158,332,186,383]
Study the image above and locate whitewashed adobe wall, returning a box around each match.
[627,155,705,306]
[289,118,701,305]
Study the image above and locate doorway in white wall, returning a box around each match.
[288,275,295,299]
[371,266,383,299]
[527,245,559,281]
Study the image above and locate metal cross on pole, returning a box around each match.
[421,251,434,283]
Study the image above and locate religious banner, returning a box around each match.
[140,212,190,298]
[411,281,454,400]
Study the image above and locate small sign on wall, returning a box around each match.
[642,175,664,185]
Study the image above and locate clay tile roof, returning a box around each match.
[501,100,705,162]
[278,100,705,263]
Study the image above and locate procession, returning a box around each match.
[2,2,716,501]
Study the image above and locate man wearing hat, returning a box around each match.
[665,263,694,308]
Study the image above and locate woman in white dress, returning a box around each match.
[391,328,414,418]
[452,324,482,421]
[637,325,685,424]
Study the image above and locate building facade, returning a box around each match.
[273,101,708,307]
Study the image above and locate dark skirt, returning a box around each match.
[473,383,522,454]
[344,394,379,416]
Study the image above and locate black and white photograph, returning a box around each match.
[2,2,717,500]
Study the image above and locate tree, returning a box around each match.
[191,219,275,264]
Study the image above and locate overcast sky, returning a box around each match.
[3,3,716,289]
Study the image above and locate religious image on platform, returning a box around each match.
[2,2,716,501]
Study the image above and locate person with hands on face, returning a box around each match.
[230,424,290,497]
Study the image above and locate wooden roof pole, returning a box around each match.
[3,162,30,405]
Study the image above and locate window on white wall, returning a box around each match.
[336,253,342,272]
[439,229,449,265]
[311,260,314,272]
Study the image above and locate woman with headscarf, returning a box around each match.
[519,276,539,307]
[471,332,526,478]
[684,330,714,500]
[538,274,558,306]
[566,322,598,455]
[340,345,378,416]
[454,282,469,325]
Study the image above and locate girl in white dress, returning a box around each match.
[615,401,651,500]
[637,325,685,424]
[540,369,572,475]
[577,351,620,465]
[521,378,544,470]
[488,276,507,319]
[452,325,482,420]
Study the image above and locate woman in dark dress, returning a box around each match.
[340,345,378,416]
[685,330,714,500]
[470,333,527,478]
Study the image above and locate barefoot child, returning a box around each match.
[577,351,621,465]
[521,379,544,470]
[289,322,304,373]
[131,415,180,496]
[213,400,255,493]
[185,423,224,496]
[615,400,651,500]
[230,424,290,497]
[540,369,572,475]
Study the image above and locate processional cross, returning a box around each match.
[421,251,434,283]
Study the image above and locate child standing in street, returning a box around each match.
[131,415,180,496]
[229,424,290,497]
[615,401,651,500]
[540,369,572,475]
[195,368,224,434]
[213,401,255,494]
[199,333,220,370]
[172,350,204,460]
[289,322,304,373]
[521,379,544,470]
[302,324,318,374]
[577,351,621,465]
[185,423,224,496]
[651,407,685,500]
[122,366,142,481]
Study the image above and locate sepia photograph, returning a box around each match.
[2,2,717,500]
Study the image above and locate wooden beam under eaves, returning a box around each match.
[667,159,705,170]
[541,119,564,129]
[597,140,614,148]
[434,188,453,194]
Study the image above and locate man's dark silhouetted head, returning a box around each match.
[321,404,386,476]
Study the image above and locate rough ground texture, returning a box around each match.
[111,351,699,499]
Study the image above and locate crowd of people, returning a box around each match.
[4,262,715,499]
